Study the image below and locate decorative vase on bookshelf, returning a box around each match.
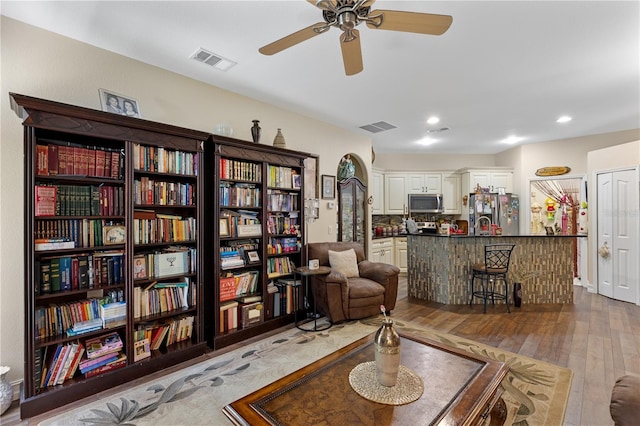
[251,120,261,143]
[0,366,12,415]
[273,128,286,148]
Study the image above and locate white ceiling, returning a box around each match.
[2,1,639,154]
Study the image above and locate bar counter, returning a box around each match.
[407,234,586,305]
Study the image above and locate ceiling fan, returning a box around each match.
[259,0,453,76]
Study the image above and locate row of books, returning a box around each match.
[36,251,125,294]
[38,342,86,388]
[267,165,299,189]
[220,250,246,269]
[133,279,193,318]
[267,190,299,212]
[134,177,196,206]
[133,143,198,176]
[267,236,300,255]
[221,210,262,238]
[219,300,264,334]
[266,214,300,236]
[35,184,124,217]
[219,157,261,182]
[35,220,125,251]
[133,215,196,245]
[36,140,124,179]
[219,271,260,302]
[134,315,195,351]
[132,246,197,280]
[219,183,261,208]
[267,256,296,278]
[35,299,98,339]
[273,279,303,317]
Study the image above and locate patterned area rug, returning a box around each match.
[39,318,572,425]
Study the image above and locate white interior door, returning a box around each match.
[597,173,613,297]
[597,169,639,304]
[612,169,638,303]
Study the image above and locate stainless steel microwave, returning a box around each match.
[408,193,444,214]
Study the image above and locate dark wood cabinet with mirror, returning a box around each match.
[338,176,367,253]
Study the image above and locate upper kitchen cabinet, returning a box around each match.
[384,173,408,215]
[407,173,442,194]
[442,173,461,214]
[371,169,384,215]
[460,168,513,196]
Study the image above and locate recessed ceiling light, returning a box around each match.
[427,116,440,125]
[417,137,437,146]
[556,116,572,123]
[502,136,524,145]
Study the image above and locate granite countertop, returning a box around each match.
[372,235,408,240]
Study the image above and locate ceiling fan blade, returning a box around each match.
[340,29,363,76]
[366,10,452,35]
[306,0,337,11]
[259,22,328,55]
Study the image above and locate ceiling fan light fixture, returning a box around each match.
[427,116,440,125]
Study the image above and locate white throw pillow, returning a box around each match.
[328,248,360,278]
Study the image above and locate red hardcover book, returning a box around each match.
[48,144,59,175]
[57,145,68,175]
[71,257,80,290]
[87,147,96,176]
[36,144,49,175]
[95,148,106,177]
[103,150,112,179]
[220,277,238,302]
[73,146,83,175]
[35,186,57,216]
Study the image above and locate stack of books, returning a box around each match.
[80,332,125,377]
[41,342,85,387]
[100,301,126,328]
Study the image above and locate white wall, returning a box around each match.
[586,140,640,292]
[0,17,371,386]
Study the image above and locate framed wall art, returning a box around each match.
[322,174,336,200]
[99,88,141,118]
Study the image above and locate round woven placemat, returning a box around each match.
[348,361,424,405]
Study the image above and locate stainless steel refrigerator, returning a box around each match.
[468,193,520,235]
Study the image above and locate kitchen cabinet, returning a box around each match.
[371,238,394,264]
[371,170,384,215]
[394,237,407,274]
[442,173,461,214]
[407,173,442,194]
[384,174,408,215]
[463,169,513,194]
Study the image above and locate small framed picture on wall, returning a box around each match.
[322,175,335,199]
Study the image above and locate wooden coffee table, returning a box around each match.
[224,331,509,425]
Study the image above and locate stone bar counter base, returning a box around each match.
[408,235,577,305]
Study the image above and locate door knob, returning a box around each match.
[598,241,610,258]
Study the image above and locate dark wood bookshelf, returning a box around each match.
[13,92,209,419]
[13,92,315,419]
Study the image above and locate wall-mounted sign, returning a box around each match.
[535,166,571,177]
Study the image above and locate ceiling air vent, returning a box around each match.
[359,121,397,133]
[190,48,237,71]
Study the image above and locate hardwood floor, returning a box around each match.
[2,279,638,425]
[391,279,640,426]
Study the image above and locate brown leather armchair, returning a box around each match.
[307,242,400,323]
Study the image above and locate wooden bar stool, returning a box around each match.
[469,243,515,313]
